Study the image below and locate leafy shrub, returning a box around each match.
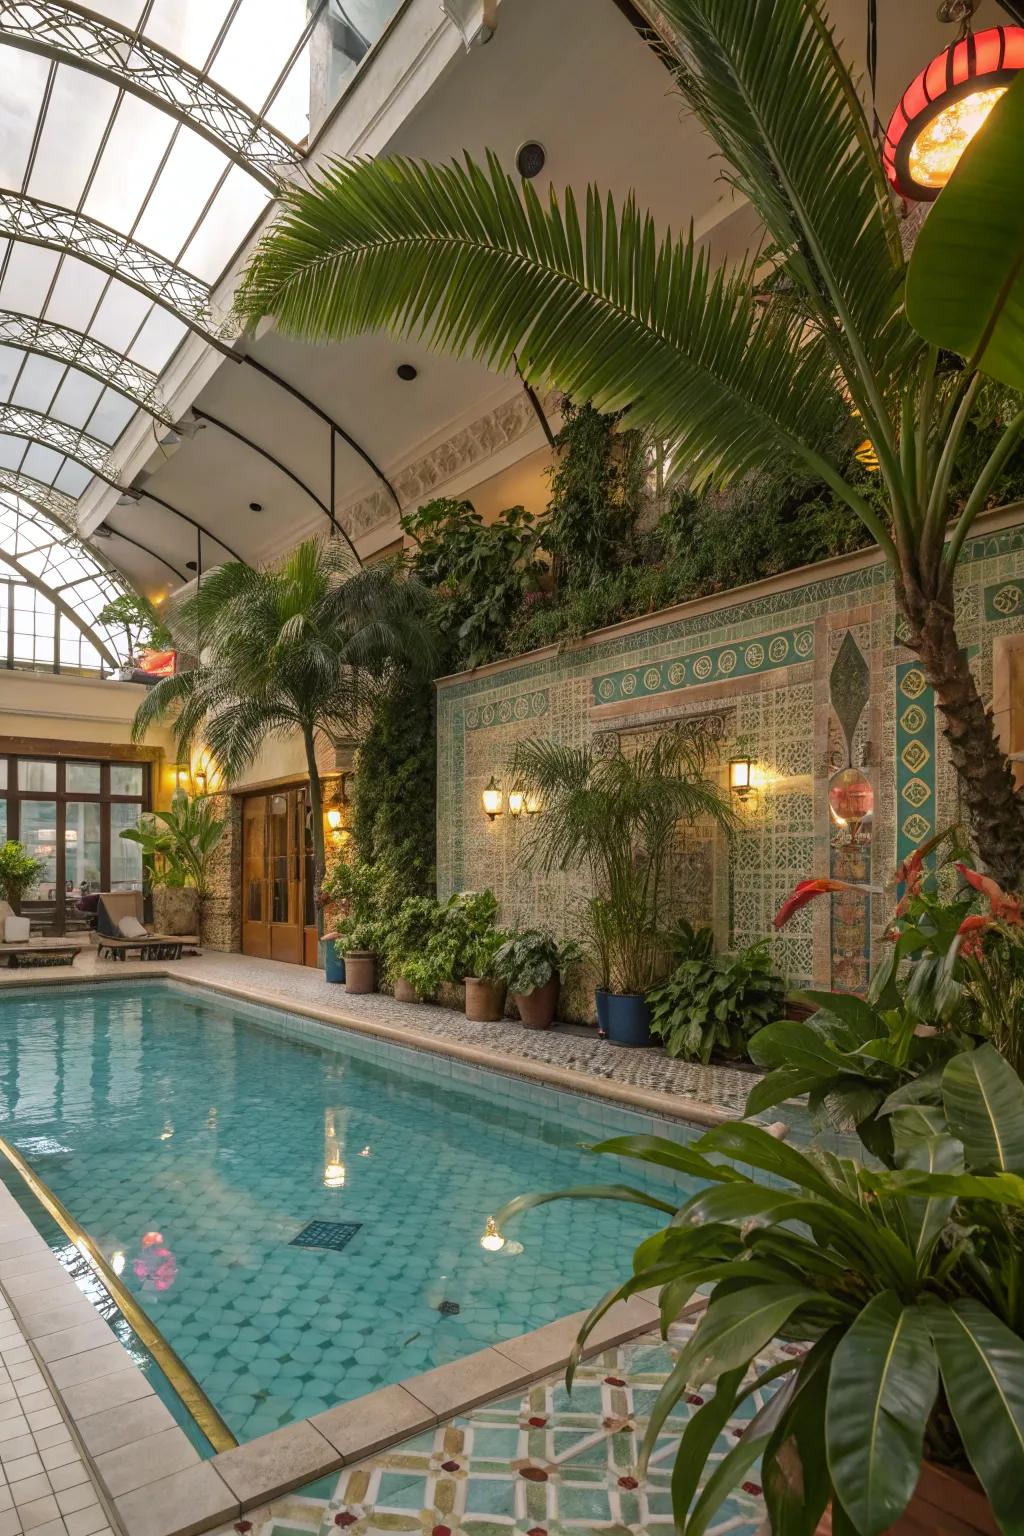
[493,930,581,993]
[0,841,44,911]
[353,675,435,897]
[383,895,449,997]
[647,940,785,1064]
[417,890,501,985]
[541,400,647,587]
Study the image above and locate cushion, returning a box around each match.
[117,915,149,939]
[4,916,30,943]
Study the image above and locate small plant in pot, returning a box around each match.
[493,929,580,1029]
[418,889,505,1019]
[464,927,511,1023]
[647,934,785,1064]
[507,732,734,1048]
[0,841,44,915]
[322,858,385,993]
[119,789,225,937]
[383,895,449,1002]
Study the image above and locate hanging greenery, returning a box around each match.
[352,673,436,897]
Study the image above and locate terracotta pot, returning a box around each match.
[344,952,376,994]
[464,977,507,1022]
[511,974,559,1029]
[394,976,420,1004]
[152,886,199,937]
[817,1464,996,1535]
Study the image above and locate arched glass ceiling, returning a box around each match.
[0,493,135,672]
[0,0,403,543]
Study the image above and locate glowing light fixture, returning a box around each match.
[480,1216,506,1252]
[507,788,525,817]
[323,1159,346,1189]
[883,21,1024,201]
[193,768,207,795]
[111,1250,126,1276]
[729,756,755,801]
[481,776,503,820]
[326,807,342,830]
[174,764,189,792]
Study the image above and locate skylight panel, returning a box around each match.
[144,1,238,72]
[87,389,136,446]
[74,0,146,29]
[0,52,50,190]
[21,444,65,485]
[89,281,153,353]
[211,0,309,111]
[83,96,177,236]
[43,258,110,333]
[27,67,120,212]
[0,347,23,402]
[127,308,188,371]
[54,460,93,498]
[131,129,228,261]
[0,245,60,316]
[50,373,105,432]
[11,356,65,414]
[181,167,270,282]
[0,435,25,470]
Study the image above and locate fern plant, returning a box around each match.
[647,940,785,1064]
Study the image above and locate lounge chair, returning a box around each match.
[95,892,186,962]
[0,901,87,967]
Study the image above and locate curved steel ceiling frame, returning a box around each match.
[0,310,172,424]
[0,190,230,345]
[0,401,112,474]
[0,2,301,191]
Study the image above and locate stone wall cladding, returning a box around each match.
[436,519,1024,993]
[200,791,241,951]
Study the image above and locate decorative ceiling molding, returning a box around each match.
[0,401,113,476]
[339,387,561,539]
[0,191,232,345]
[0,310,171,424]
[0,1,300,190]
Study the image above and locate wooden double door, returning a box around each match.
[241,787,318,966]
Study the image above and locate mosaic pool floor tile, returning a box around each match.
[219,1323,773,1536]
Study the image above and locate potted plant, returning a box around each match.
[646,936,784,1063]
[340,917,382,994]
[119,789,226,936]
[383,895,448,1002]
[497,1043,1024,1535]
[322,858,384,993]
[493,929,580,1028]
[464,927,511,1022]
[508,733,734,1046]
[321,933,345,984]
[0,841,44,915]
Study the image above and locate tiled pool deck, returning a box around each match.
[0,950,774,1536]
[0,950,755,1125]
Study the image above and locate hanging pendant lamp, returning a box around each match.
[883,5,1024,202]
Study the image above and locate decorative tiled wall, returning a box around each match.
[436,519,1024,999]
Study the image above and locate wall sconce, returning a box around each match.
[174,764,189,792]
[326,808,342,830]
[192,769,207,795]
[481,776,503,820]
[729,756,755,801]
[507,788,525,817]
[525,792,541,815]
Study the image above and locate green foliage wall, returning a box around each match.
[352,675,436,897]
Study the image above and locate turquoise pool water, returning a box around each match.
[0,981,699,1446]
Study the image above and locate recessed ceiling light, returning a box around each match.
[515,141,546,179]
[248,501,263,512]
[396,363,418,381]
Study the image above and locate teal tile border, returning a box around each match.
[466,687,549,730]
[895,660,937,868]
[592,626,814,705]
[985,578,1024,621]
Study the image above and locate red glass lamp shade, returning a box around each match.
[883,26,1024,201]
[828,768,874,826]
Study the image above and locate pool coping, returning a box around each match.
[0,969,720,1536]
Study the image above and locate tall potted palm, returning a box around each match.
[119,791,227,937]
[237,0,1024,887]
[509,730,734,1044]
[132,540,436,936]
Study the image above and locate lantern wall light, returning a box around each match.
[174,764,189,792]
[884,12,1024,202]
[192,769,207,795]
[481,776,503,820]
[326,808,342,830]
[729,756,755,801]
[507,788,525,817]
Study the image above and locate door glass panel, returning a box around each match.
[66,762,101,794]
[269,793,289,923]
[64,802,102,893]
[243,801,265,924]
[19,800,58,922]
[110,764,144,796]
[302,794,315,928]
[0,799,6,842]
[18,760,56,792]
[109,802,144,889]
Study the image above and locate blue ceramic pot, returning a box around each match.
[595,986,611,1033]
[604,992,652,1047]
[324,944,346,984]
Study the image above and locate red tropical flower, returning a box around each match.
[957,912,993,959]
[774,878,877,929]
[957,863,1022,924]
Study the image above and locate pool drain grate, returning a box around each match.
[290,1220,362,1252]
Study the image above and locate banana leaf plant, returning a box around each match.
[495,1043,1024,1535]
[119,790,226,897]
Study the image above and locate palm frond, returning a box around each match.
[238,152,848,494]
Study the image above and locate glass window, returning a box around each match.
[18,759,56,792]
[108,801,143,889]
[19,800,58,898]
[65,801,102,892]
[110,764,144,797]
[66,762,101,794]
[0,799,6,842]
[0,759,6,788]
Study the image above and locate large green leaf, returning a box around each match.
[761,1333,838,1536]
[674,1283,820,1388]
[588,1133,740,1183]
[926,1298,1024,1535]
[670,1365,745,1525]
[906,71,1024,392]
[825,1294,938,1536]
[942,1045,1024,1172]
[889,1125,963,1266]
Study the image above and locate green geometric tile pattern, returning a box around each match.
[985,578,1024,621]
[222,1322,777,1536]
[592,626,814,706]
[896,659,936,871]
[466,690,550,732]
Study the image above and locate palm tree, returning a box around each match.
[237,0,1024,886]
[132,539,436,930]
